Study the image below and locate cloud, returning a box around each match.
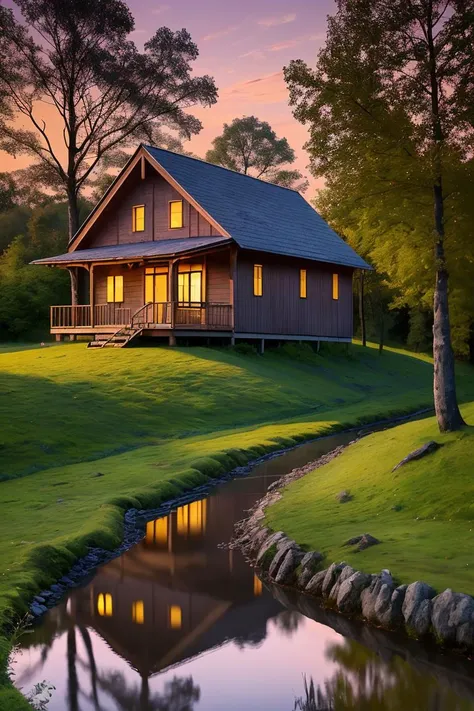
[223,71,288,105]
[202,25,239,42]
[258,13,296,28]
[269,38,303,52]
[151,4,170,14]
[239,49,266,60]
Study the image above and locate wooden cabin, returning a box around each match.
[33,145,370,349]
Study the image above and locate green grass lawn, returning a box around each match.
[266,402,474,595]
[1,340,474,709]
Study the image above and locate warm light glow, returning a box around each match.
[176,500,207,536]
[97,593,113,617]
[300,269,307,299]
[132,205,145,232]
[169,605,182,629]
[146,516,168,545]
[132,600,145,624]
[178,264,202,305]
[107,275,123,303]
[253,264,263,296]
[177,504,189,535]
[170,200,183,229]
[254,574,263,596]
[145,267,168,303]
[332,273,339,300]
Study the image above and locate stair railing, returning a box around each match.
[131,302,153,328]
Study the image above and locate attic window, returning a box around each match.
[169,200,183,229]
[132,205,145,232]
[332,273,339,300]
[253,265,263,297]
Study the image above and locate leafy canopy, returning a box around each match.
[206,116,308,191]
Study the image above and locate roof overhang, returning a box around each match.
[31,236,233,267]
[67,145,231,252]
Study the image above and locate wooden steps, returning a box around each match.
[88,326,143,349]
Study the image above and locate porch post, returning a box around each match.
[90,264,95,328]
[168,259,178,329]
[229,245,237,331]
[67,267,78,338]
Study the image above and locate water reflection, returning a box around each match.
[13,432,474,710]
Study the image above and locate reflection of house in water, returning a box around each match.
[69,487,281,678]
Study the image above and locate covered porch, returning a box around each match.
[33,236,235,341]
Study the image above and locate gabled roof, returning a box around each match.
[143,146,370,270]
[31,236,230,265]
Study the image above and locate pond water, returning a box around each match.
[12,429,474,710]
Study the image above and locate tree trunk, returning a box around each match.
[359,271,366,347]
[67,188,80,242]
[432,187,465,432]
[68,267,78,306]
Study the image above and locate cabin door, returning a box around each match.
[145,266,169,324]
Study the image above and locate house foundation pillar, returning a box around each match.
[169,333,177,346]
[259,338,265,355]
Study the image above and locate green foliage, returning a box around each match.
[407,309,432,353]
[230,341,257,355]
[285,1,474,357]
[0,1,217,236]
[206,116,308,191]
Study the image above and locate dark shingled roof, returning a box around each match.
[144,145,370,270]
[31,236,231,265]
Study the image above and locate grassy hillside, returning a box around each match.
[1,340,474,709]
[0,340,455,480]
[266,402,474,594]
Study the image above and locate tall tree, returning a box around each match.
[0,0,217,240]
[206,116,308,191]
[285,0,474,432]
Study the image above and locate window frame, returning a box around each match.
[169,200,184,229]
[300,269,307,299]
[253,264,263,297]
[178,262,203,307]
[332,273,339,301]
[106,275,124,303]
[132,204,145,232]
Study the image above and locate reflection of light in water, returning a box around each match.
[177,499,207,537]
[97,593,113,617]
[132,600,145,625]
[146,516,168,545]
[169,605,182,629]
[254,574,263,597]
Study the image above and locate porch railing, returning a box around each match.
[51,302,233,330]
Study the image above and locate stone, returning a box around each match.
[361,570,394,622]
[275,548,303,585]
[30,603,47,617]
[344,534,380,551]
[337,490,353,503]
[297,566,315,590]
[411,598,432,637]
[379,585,408,629]
[392,440,440,471]
[296,551,324,589]
[402,581,436,630]
[336,571,372,615]
[92,472,104,477]
[269,541,298,579]
[34,596,46,604]
[300,551,324,569]
[256,531,285,564]
[328,565,356,601]
[456,620,474,649]
[305,569,328,597]
[431,590,474,645]
[322,562,346,598]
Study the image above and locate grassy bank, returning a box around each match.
[266,402,474,595]
[1,340,474,708]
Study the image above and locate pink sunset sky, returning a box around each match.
[1,0,336,196]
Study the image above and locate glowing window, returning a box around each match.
[178,263,202,306]
[300,269,307,299]
[107,275,123,303]
[146,516,168,545]
[97,593,113,617]
[177,504,189,535]
[145,266,168,303]
[132,600,145,624]
[254,574,263,597]
[332,273,339,301]
[132,205,145,232]
[169,200,183,229]
[253,265,263,296]
[169,605,182,629]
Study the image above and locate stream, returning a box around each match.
[11,428,474,710]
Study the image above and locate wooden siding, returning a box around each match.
[234,251,353,338]
[206,252,230,303]
[94,264,144,314]
[81,164,218,249]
